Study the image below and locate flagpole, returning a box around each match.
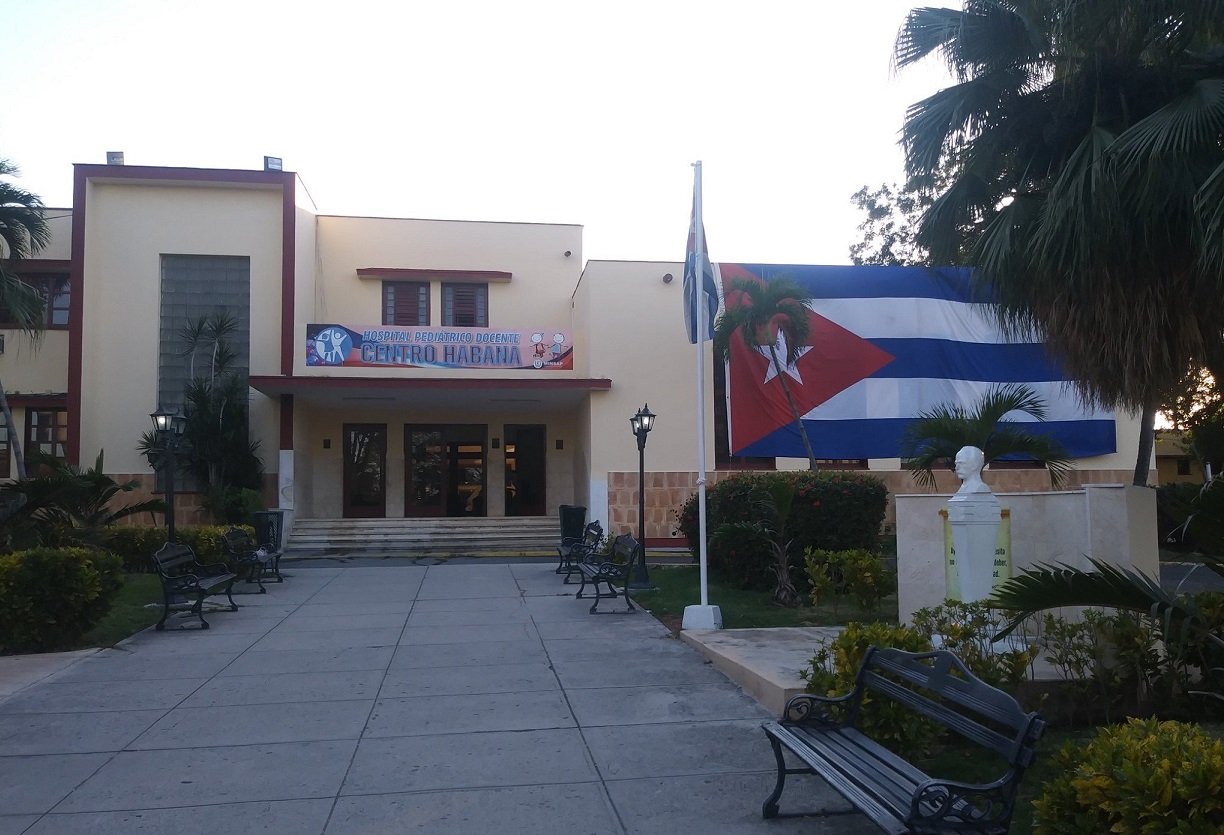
[694,161,710,608]
[682,161,722,631]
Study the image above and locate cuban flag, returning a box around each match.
[683,195,719,344]
[722,264,1117,460]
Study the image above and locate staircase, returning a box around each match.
[286,516,559,558]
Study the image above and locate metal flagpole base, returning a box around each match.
[682,604,723,630]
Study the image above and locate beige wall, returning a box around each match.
[296,216,582,379]
[79,180,284,475]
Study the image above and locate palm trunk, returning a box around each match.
[0,380,25,480]
[1132,400,1157,487]
[769,345,818,470]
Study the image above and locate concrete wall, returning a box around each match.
[895,485,1160,623]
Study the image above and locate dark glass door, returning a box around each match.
[505,424,546,516]
[343,424,387,518]
[405,425,486,517]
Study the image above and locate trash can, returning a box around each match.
[558,504,587,543]
[253,509,287,552]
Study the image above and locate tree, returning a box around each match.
[900,383,1072,489]
[0,159,50,480]
[895,1,1224,486]
[849,181,931,266]
[714,276,818,469]
[139,311,263,522]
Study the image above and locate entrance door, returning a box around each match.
[505,424,546,516]
[405,425,486,517]
[343,424,387,518]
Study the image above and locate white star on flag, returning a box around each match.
[758,331,810,386]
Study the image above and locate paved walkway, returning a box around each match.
[0,563,866,834]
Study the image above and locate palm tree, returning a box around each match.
[900,383,1073,489]
[894,1,1224,487]
[0,159,50,480]
[714,276,818,469]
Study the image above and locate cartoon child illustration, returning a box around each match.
[551,332,566,360]
[530,332,546,369]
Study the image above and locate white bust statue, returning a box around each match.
[952,445,990,495]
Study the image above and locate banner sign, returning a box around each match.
[306,324,573,370]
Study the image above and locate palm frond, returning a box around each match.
[990,557,1193,639]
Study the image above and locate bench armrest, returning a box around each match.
[909,773,1016,829]
[780,691,855,725]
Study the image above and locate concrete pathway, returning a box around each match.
[0,563,869,834]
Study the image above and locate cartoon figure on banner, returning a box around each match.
[551,332,566,360]
[530,332,547,369]
[315,327,352,365]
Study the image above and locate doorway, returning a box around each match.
[504,424,547,516]
[343,424,387,518]
[405,424,487,517]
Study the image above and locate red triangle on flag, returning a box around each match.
[728,310,896,453]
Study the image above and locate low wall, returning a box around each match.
[895,484,1159,624]
[605,467,1143,546]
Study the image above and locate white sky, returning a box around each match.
[2,0,952,265]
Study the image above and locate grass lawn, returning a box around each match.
[634,564,897,630]
[75,572,163,649]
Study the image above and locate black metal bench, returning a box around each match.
[761,647,1045,835]
[222,527,276,592]
[575,532,638,614]
[558,520,603,584]
[150,542,239,631]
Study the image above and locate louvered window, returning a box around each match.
[383,282,429,326]
[442,283,488,328]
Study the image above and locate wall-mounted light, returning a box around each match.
[491,438,501,449]
[662,273,674,284]
[563,250,572,258]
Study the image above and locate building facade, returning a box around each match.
[0,162,1148,545]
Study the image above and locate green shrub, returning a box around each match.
[675,471,888,591]
[799,621,940,759]
[1033,718,1224,834]
[804,548,897,612]
[0,547,123,653]
[910,600,1034,691]
[102,525,253,572]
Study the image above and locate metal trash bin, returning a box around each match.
[252,509,287,552]
[558,504,587,543]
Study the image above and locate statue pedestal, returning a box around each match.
[947,492,1002,603]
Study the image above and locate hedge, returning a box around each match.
[103,525,254,572]
[675,471,888,590]
[0,547,124,653]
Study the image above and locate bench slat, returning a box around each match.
[869,649,1029,729]
[765,723,910,835]
[862,671,1021,760]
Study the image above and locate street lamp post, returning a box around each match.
[149,407,188,543]
[628,403,656,591]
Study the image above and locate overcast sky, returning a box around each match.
[3,0,952,264]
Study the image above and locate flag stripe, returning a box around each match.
[865,339,1065,382]
[730,263,982,302]
[803,378,1109,422]
[736,418,1117,460]
[814,297,1031,343]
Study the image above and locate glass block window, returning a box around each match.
[383,281,429,326]
[442,283,488,328]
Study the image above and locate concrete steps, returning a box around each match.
[286,516,560,557]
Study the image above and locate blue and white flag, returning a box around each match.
[683,170,719,344]
[721,264,1117,460]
